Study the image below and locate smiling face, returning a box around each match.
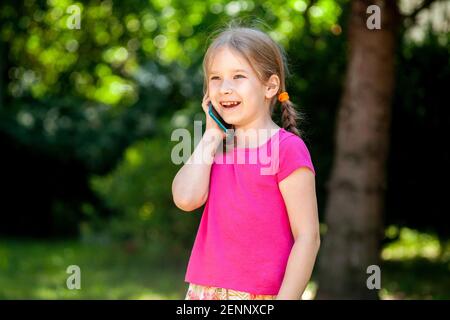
[206,46,279,130]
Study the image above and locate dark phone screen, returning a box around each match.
[208,102,233,130]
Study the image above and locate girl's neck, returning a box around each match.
[232,117,280,149]
[234,112,279,131]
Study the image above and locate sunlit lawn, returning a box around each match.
[0,239,190,299]
[0,226,448,299]
[379,226,450,300]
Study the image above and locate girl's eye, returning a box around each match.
[210,75,245,80]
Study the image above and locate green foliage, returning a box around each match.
[0,0,351,239]
[383,225,448,262]
[89,126,201,250]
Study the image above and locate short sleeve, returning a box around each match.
[276,135,316,183]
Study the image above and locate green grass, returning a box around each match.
[379,226,450,300]
[0,239,190,299]
[0,226,448,299]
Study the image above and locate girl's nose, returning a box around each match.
[219,80,233,94]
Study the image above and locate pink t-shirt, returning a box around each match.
[184,128,316,295]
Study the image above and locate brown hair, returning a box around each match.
[202,20,304,137]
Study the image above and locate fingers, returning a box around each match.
[202,94,211,113]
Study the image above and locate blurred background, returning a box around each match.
[0,0,448,299]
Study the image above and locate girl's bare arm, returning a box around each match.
[277,167,320,299]
[172,95,225,212]
[172,129,223,211]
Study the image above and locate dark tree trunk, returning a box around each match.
[316,0,401,299]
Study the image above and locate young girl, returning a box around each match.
[172,25,320,300]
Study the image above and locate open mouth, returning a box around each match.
[220,101,241,109]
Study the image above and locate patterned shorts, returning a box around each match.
[185,283,277,300]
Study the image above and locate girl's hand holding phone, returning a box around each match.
[202,94,226,140]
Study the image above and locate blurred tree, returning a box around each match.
[316,0,445,299]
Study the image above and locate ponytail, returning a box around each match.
[277,91,302,137]
[281,100,301,137]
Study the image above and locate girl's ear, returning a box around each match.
[265,74,280,99]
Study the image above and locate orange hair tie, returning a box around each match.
[278,91,289,102]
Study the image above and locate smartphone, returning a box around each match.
[208,101,233,133]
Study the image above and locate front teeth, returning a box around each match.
[222,101,240,106]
